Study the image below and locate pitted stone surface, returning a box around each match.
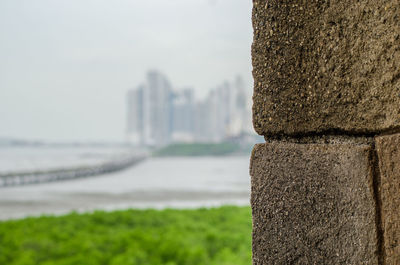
[250,143,378,264]
[252,0,400,136]
[375,133,400,265]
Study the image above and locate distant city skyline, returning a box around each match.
[0,0,252,142]
[127,70,252,147]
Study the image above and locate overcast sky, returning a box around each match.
[0,0,253,142]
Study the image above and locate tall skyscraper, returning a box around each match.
[126,70,172,147]
[194,100,211,142]
[142,71,172,146]
[171,88,195,142]
[228,75,252,136]
[126,86,143,145]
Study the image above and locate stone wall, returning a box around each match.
[250,1,400,264]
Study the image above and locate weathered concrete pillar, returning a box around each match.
[250,1,400,264]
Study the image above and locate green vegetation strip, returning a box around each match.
[154,143,242,157]
[0,206,251,265]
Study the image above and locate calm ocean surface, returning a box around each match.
[0,147,251,220]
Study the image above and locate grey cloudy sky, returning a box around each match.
[0,0,253,142]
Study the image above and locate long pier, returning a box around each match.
[0,155,146,188]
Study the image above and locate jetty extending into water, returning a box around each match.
[0,154,146,188]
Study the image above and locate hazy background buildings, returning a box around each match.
[126,71,252,147]
[0,0,253,143]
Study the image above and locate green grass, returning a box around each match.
[0,206,252,265]
[153,143,242,157]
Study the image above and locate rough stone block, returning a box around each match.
[252,0,400,136]
[250,142,378,264]
[375,133,400,265]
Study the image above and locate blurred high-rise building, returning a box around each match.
[194,100,211,142]
[229,75,253,136]
[126,70,172,147]
[126,86,144,145]
[143,71,172,146]
[171,88,195,143]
